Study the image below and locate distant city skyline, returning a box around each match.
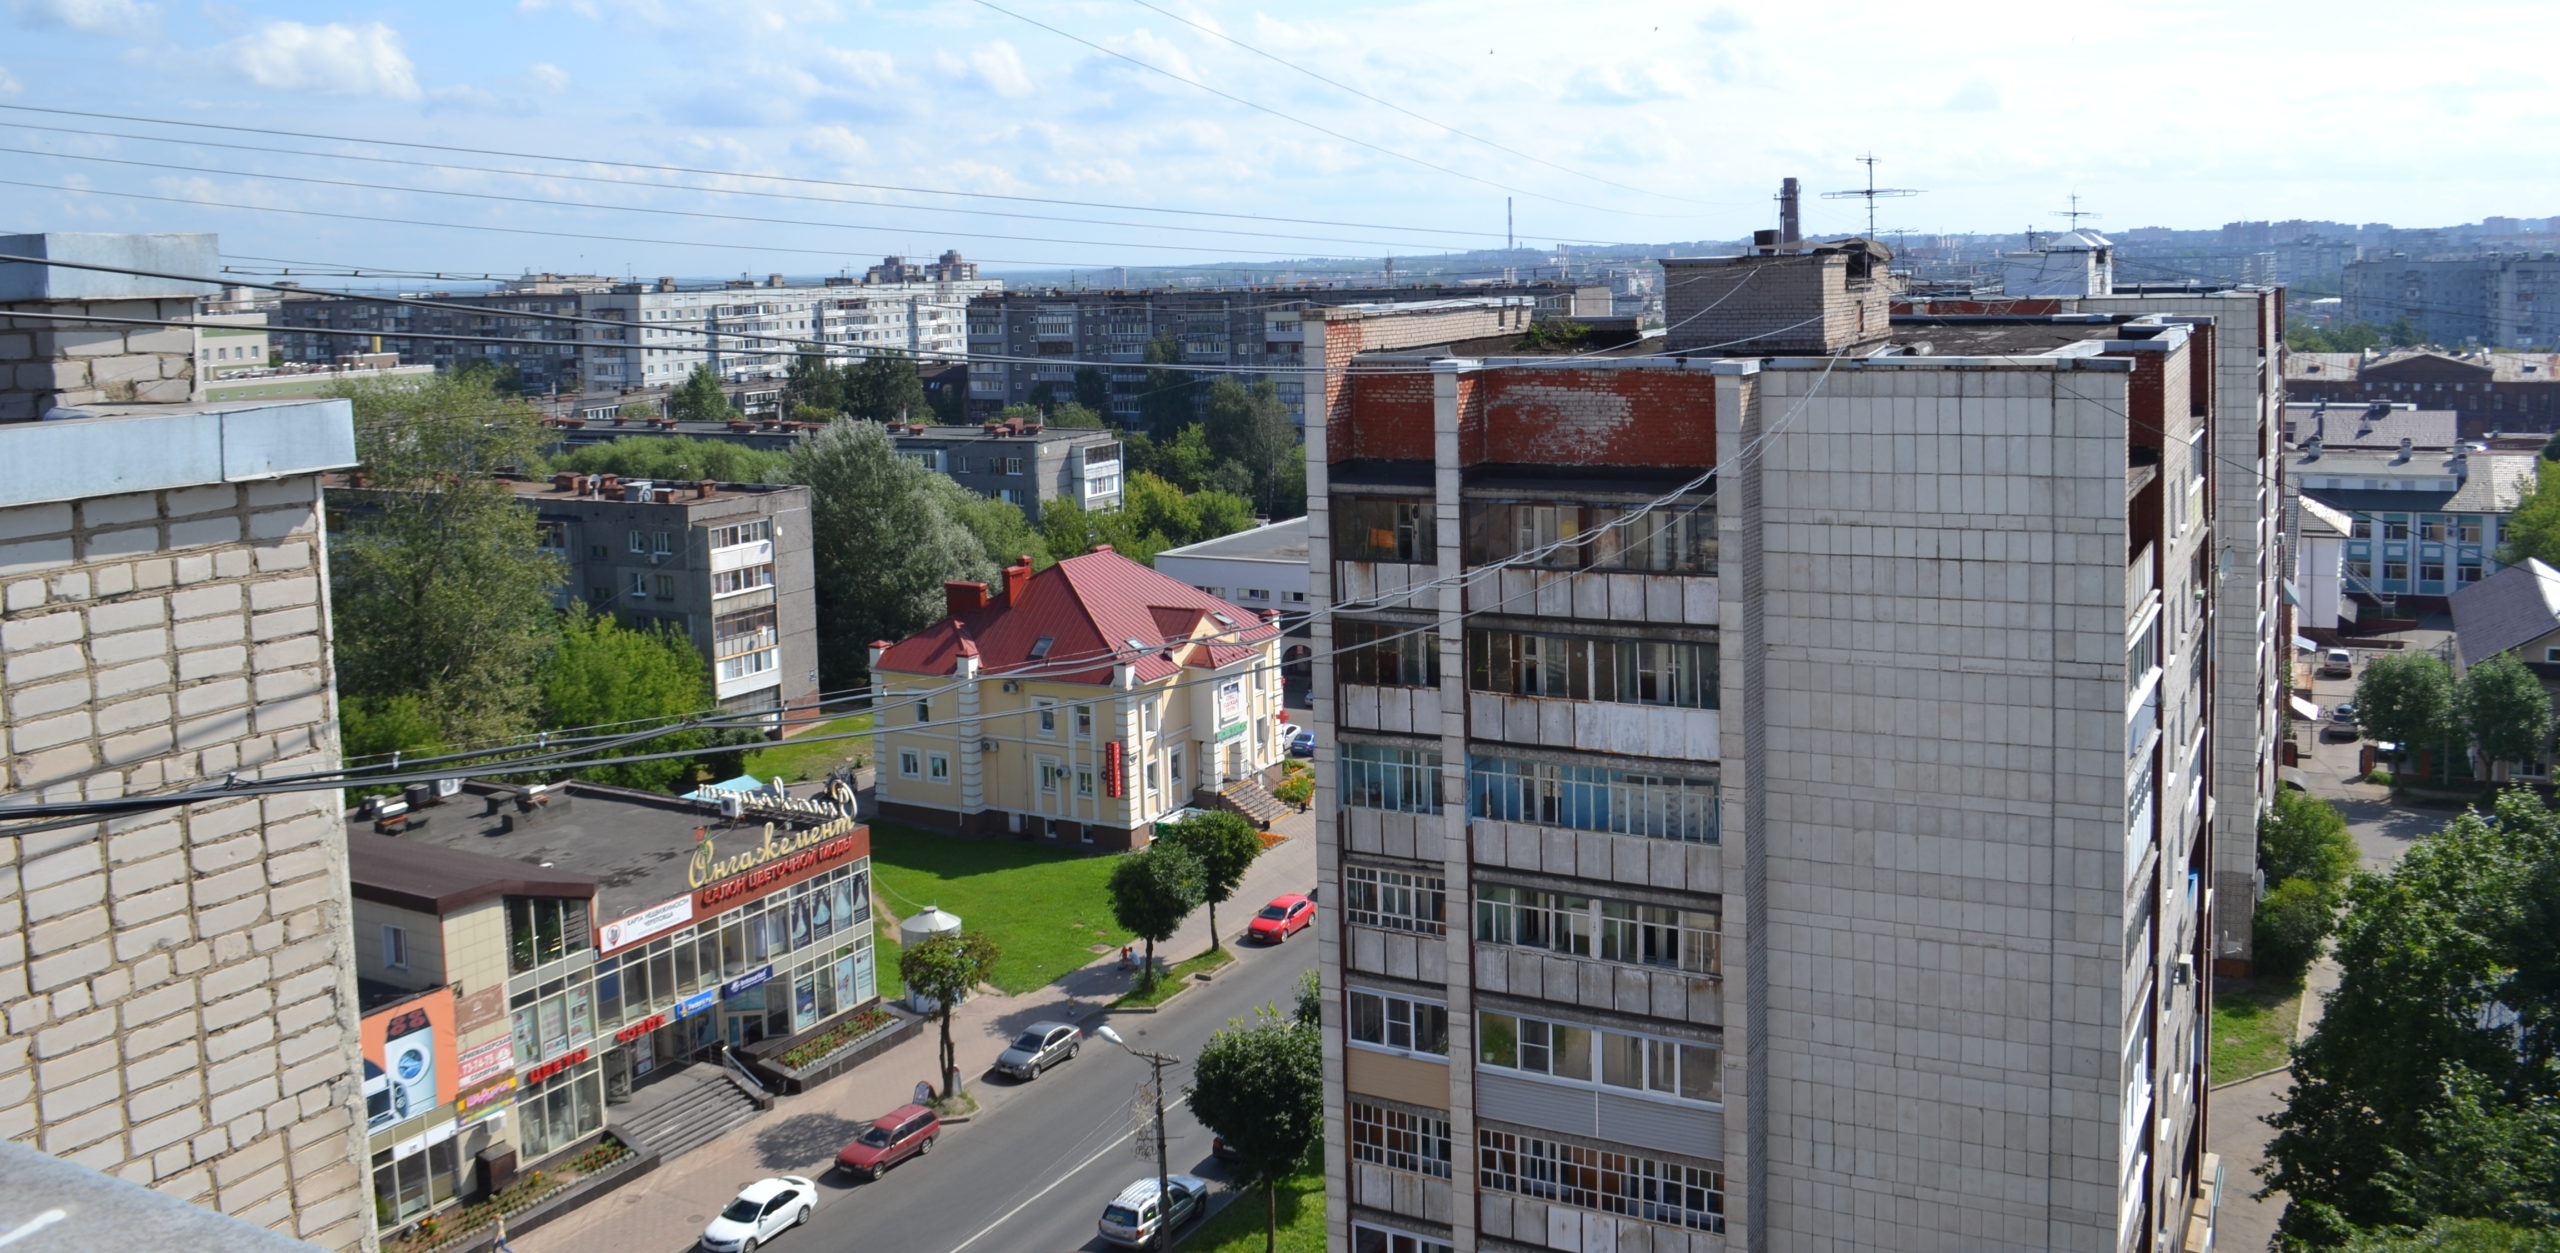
[5,0,2555,276]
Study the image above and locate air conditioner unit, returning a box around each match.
[1002,681,1019,694]
[2173,954,2195,987]
[979,739,998,752]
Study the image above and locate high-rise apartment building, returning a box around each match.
[272,261,1001,394]
[965,285,1603,425]
[2343,252,2560,348]
[1311,240,2282,1253]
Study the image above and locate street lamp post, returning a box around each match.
[1095,1024,1178,1249]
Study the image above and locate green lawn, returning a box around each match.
[743,713,873,784]
[2212,978,2306,1085]
[871,917,905,1001]
[1113,948,1235,1009]
[865,822,1130,995]
[1182,1168,1324,1253]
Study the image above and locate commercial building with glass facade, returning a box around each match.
[346,778,878,1234]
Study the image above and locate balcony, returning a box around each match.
[1351,1165,1453,1229]
[1342,924,1447,986]
[1335,560,1437,609]
[1467,694,1718,761]
[2128,541,2156,618]
[1473,946,1721,1028]
[1462,566,1717,626]
[1337,682,1442,735]
[1339,806,1446,864]
[1469,818,1721,895]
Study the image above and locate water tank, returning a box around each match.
[899,907,966,1015]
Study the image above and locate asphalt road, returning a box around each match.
[767,932,1315,1253]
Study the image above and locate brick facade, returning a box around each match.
[0,299,201,421]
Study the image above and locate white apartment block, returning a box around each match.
[1310,240,2279,1253]
[584,270,1001,391]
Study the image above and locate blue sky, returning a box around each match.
[3,0,2555,278]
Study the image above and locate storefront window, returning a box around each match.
[518,1065,605,1162]
[790,899,812,949]
[721,923,746,979]
[793,972,818,1032]
[811,887,835,943]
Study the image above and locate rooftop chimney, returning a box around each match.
[1001,555,1033,606]
[944,580,990,619]
[2,231,221,421]
[1779,177,1802,249]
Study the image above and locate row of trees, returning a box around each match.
[2355,651,2554,784]
[1105,811,1267,986]
[2251,791,2361,984]
[775,350,932,425]
[2287,318,2426,354]
[2263,787,2560,1247]
[329,373,759,782]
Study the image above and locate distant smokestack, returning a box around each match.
[1780,177,1802,249]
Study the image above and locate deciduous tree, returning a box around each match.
[1201,377,1298,519]
[2460,652,2555,778]
[667,363,737,423]
[537,608,745,793]
[788,421,994,689]
[1157,811,1264,951]
[2357,652,2460,776]
[2262,789,2560,1245]
[548,435,793,483]
[1138,332,1199,439]
[898,929,1002,1096]
[781,345,843,416]
[2263,790,2358,890]
[327,372,561,749]
[1073,365,1110,413]
[1107,844,1203,993]
[1186,1007,1322,1252]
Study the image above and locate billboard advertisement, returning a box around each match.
[361,988,459,1133]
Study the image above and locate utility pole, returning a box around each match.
[1098,1025,1179,1249]
[1507,197,1514,252]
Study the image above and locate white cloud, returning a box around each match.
[530,61,571,93]
[815,47,902,92]
[11,0,155,38]
[222,20,421,99]
[935,41,1031,98]
[1941,79,2002,112]
[1561,60,1690,105]
[0,65,18,96]
[795,124,870,164]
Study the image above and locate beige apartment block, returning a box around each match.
[2,233,375,1250]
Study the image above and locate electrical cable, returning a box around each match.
[0,119,1575,255]
[0,102,1627,244]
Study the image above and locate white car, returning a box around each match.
[699,1175,816,1252]
[1098,1173,1209,1248]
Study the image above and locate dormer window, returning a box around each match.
[1028,636,1055,660]
[1210,611,1236,628]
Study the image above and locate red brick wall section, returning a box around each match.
[1475,368,1717,468]
[1454,373,1487,465]
[1339,369,1434,463]
[2185,321,2217,417]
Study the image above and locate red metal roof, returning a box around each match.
[874,549,1279,684]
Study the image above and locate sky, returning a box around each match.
[3,0,2556,279]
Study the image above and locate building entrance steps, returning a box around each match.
[609,1063,764,1165]
[1203,776,1290,828]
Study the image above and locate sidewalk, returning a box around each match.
[517,806,1318,1253]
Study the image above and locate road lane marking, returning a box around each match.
[944,1125,1136,1253]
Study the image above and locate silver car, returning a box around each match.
[995,1021,1082,1080]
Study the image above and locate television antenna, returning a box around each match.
[1821,155,1922,238]
[2053,193,2102,231]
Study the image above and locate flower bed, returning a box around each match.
[383,1136,639,1253]
[779,1006,896,1070]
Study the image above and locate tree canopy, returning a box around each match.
[1186,1007,1323,1252]
[2262,788,2560,1245]
[2497,461,2560,569]
[1038,471,1254,567]
[667,363,738,424]
[2460,653,2555,778]
[546,434,794,484]
[2290,319,2426,354]
[1138,332,1200,439]
[327,371,562,750]
[1072,365,1110,412]
[788,421,994,689]
[2357,652,2459,761]
[1106,843,1203,992]
[1156,810,1264,951]
[537,609,753,792]
[898,929,1001,1096]
[1201,377,1300,518]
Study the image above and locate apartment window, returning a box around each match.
[999,488,1025,507]
[2457,518,2484,544]
[1076,767,1096,798]
[1348,1100,1452,1179]
[1141,703,1160,735]
[1340,742,1442,813]
[628,529,646,553]
[1168,747,1185,787]
[2384,560,2409,584]
[914,697,930,724]
[1036,756,1065,794]
[898,749,922,778]
[1337,619,1439,687]
[1334,497,1434,563]
[2347,558,2373,584]
[1036,700,1058,737]
[1347,989,1448,1057]
[709,518,771,548]
[1474,885,1593,956]
[1073,704,1094,738]
[1464,500,1715,574]
[1144,759,1161,793]
[381,925,409,972]
[504,896,592,975]
[652,530,672,555]
[2384,517,2411,541]
[626,571,649,599]
[1480,1011,1720,1104]
[2460,556,2484,584]
[1352,1226,1455,1253]
[2421,516,2449,542]
[1344,865,1446,935]
[1599,901,1722,975]
[1468,631,1717,708]
[927,753,950,783]
[1477,1130,1725,1233]
[2350,517,2373,539]
[1467,755,1720,843]
[1005,457,1025,476]
[711,564,774,596]
[588,544,608,561]
[654,573,676,599]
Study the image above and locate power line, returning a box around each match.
[0,146,1445,262]
[0,123,1549,257]
[0,102,1616,244]
[1122,0,1717,209]
[966,0,1695,221]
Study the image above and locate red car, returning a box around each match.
[1247,893,1316,943]
[836,1103,940,1180]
